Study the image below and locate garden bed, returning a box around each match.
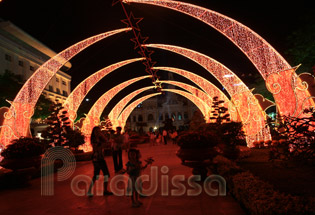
[238,148,315,197]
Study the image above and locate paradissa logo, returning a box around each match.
[71,166,226,197]
[41,148,226,197]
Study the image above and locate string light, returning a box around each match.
[108,86,155,128]
[117,93,161,130]
[155,67,239,122]
[162,89,209,119]
[81,75,150,151]
[147,44,270,146]
[63,58,144,123]
[0,28,131,147]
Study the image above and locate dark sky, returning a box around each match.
[0,0,314,113]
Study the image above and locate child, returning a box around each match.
[126,148,153,207]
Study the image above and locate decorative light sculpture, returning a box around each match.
[117,93,161,130]
[154,66,239,122]
[125,0,314,132]
[161,80,212,121]
[81,75,150,151]
[147,44,270,146]
[63,58,144,124]
[108,86,155,128]
[0,28,131,148]
[162,89,209,119]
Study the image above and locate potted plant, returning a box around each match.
[0,137,45,170]
[176,131,221,180]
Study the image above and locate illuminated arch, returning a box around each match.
[124,0,289,78]
[81,75,150,151]
[117,93,161,130]
[162,89,209,118]
[126,0,314,130]
[155,66,239,122]
[0,27,131,147]
[146,44,270,146]
[108,86,155,128]
[63,57,144,123]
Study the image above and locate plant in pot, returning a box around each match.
[176,131,221,180]
[0,137,45,170]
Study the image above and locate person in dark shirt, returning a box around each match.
[87,126,113,196]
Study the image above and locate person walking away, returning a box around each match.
[113,126,124,172]
[88,126,113,196]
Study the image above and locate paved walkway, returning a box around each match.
[0,143,245,215]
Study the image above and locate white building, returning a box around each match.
[0,19,71,104]
[127,92,198,133]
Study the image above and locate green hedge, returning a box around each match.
[213,155,315,214]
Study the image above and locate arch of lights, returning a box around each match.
[161,80,237,123]
[117,93,161,131]
[0,27,131,148]
[117,89,210,131]
[124,0,314,119]
[147,44,270,146]
[154,66,239,122]
[63,57,144,124]
[108,86,155,128]
[81,75,150,151]
[162,89,209,118]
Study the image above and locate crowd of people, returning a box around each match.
[87,126,158,208]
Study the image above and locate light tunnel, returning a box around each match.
[146,44,271,145]
[124,0,315,118]
[63,57,144,123]
[155,67,239,122]
[0,27,132,148]
[81,75,151,151]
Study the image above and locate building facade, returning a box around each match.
[0,19,71,104]
[126,92,198,133]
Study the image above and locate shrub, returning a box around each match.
[177,131,220,149]
[1,137,45,159]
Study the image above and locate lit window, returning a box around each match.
[178,112,182,120]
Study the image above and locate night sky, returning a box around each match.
[0,0,314,113]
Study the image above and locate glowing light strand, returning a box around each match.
[108,86,155,128]
[0,28,131,147]
[63,58,144,123]
[147,44,270,146]
[155,66,239,122]
[117,93,161,130]
[81,75,150,151]
[162,89,209,119]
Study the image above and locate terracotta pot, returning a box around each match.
[0,156,42,170]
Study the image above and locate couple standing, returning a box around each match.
[87,126,124,196]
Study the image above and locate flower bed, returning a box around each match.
[213,155,315,214]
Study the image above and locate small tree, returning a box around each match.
[189,110,206,131]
